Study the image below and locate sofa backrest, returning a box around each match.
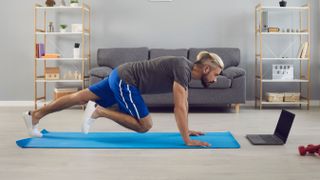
[188,48,240,69]
[149,49,188,59]
[97,47,149,68]
[96,47,240,69]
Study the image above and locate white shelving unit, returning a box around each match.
[36,58,88,61]
[35,6,90,11]
[260,32,309,35]
[34,3,91,109]
[255,2,311,109]
[36,32,90,36]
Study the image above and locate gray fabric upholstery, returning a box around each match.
[97,47,148,68]
[188,48,240,69]
[222,67,246,80]
[188,76,246,105]
[90,47,246,108]
[149,49,188,59]
[189,76,231,89]
[142,93,173,106]
[90,66,113,78]
[89,75,103,86]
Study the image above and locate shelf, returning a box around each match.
[254,3,310,110]
[35,5,89,12]
[258,58,309,61]
[257,79,309,83]
[259,32,309,35]
[36,58,88,61]
[36,79,83,83]
[261,99,308,105]
[36,32,89,36]
[257,6,309,11]
[34,3,91,110]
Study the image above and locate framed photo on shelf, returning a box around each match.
[272,64,294,80]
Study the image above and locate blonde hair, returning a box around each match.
[196,51,224,69]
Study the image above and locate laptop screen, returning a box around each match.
[274,109,295,143]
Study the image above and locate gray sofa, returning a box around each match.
[90,47,246,112]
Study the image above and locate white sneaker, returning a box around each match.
[22,111,43,138]
[81,101,97,134]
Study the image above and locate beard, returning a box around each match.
[201,76,210,88]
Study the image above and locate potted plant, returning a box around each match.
[279,0,287,7]
[46,0,56,7]
[60,24,68,33]
[70,0,79,7]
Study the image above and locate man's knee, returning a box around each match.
[137,115,153,133]
[70,90,93,105]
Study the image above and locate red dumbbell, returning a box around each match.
[298,144,320,156]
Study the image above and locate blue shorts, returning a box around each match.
[88,69,149,120]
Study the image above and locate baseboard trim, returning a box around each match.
[0,100,319,107]
[0,101,34,107]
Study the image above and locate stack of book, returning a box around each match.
[35,43,60,58]
[35,43,45,58]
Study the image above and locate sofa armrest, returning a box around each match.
[90,66,113,78]
[222,67,246,80]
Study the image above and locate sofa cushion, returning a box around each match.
[97,47,148,68]
[149,49,188,59]
[189,76,231,89]
[188,48,240,69]
[90,66,113,78]
[222,67,246,79]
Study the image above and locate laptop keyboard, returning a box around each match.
[259,135,283,144]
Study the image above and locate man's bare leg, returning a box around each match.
[92,106,153,133]
[31,89,100,125]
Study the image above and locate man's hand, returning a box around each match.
[189,130,205,136]
[186,139,211,147]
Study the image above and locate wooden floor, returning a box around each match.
[1,106,319,180]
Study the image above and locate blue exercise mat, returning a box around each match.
[16,129,240,149]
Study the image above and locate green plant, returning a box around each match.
[70,0,79,3]
[60,24,67,29]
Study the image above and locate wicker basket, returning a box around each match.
[54,88,78,100]
[284,92,300,102]
[266,92,284,102]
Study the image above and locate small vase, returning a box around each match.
[73,48,80,58]
[70,3,79,7]
[60,28,67,33]
[279,0,287,7]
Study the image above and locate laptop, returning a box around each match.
[246,109,295,145]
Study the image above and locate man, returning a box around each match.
[23,51,224,147]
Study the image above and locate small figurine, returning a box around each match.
[48,22,54,32]
[46,0,56,7]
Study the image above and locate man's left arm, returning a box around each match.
[185,90,205,136]
[173,82,209,147]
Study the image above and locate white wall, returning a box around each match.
[0,0,318,101]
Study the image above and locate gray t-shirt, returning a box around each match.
[118,56,193,94]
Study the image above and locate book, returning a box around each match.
[38,43,45,57]
[300,42,308,58]
[296,43,304,58]
[35,44,39,58]
[41,53,61,58]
